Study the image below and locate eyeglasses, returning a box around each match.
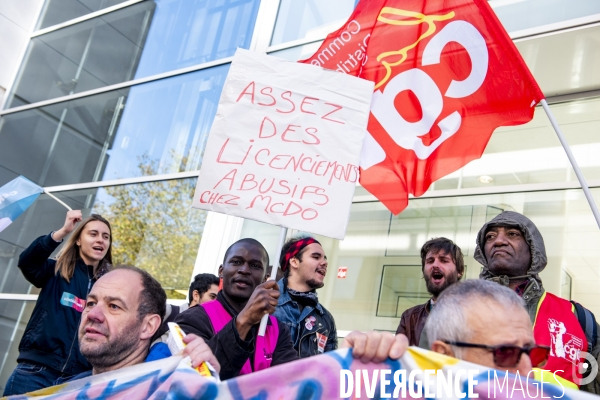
[443,341,550,368]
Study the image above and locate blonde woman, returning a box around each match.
[4,210,112,396]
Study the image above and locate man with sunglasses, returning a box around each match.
[425,280,555,381]
[474,211,600,393]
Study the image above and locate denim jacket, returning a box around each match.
[273,278,337,359]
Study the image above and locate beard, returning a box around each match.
[79,320,141,371]
[305,278,324,290]
[424,270,460,298]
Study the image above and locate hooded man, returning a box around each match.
[474,211,600,392]
[396,237,464,347]
[273,236,337,358]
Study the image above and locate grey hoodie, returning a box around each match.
[474,211,600,393]
[474,211,545,319]
[474,211,546,287]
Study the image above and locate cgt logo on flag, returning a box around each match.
[337,266,348,278]
[303,0,544,215]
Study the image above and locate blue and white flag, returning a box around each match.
[0,176,44,233]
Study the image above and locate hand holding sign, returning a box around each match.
[193,49,373,240]
[236,280,280,340]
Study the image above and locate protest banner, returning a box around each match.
[192,49,374,240]
[298,0,600,224]
[16,347,590,399]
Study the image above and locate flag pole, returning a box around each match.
[541,99,600,229]
[258,226,288,337]
[43,190,72,211]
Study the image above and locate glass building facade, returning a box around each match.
[1,0,600,389]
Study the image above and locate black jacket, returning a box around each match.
[17,234,94,376]
[395,299,431,347]
[174,292,298,380]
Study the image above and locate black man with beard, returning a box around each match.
[396,237,464,347]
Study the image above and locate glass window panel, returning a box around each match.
[0,300,35,393]
[0,179,206,296]
[490,0,600,34]
[561,269,572,300]
[424,97,600,192]
[377,265,427,318]
[132,0,260,79]
[241,188,600,333]
[270,0,355,46]
[0,64,228,187]
[9,2,156,108]
[8,0,259,108]
[37,0,131,29]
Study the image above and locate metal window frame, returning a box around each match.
[2,5,599,117]
[0,56,233,117]
[32,0,146,37]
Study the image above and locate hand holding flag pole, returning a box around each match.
[258,226,288,337]
[0,176,73,234]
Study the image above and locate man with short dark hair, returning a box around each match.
[175,238,296,379]
[396,237,464,347]
[75,266,218,378]
[475,211,600,392]
[189,273,220,307]
[174,238,409,380]
[273,236,337,358]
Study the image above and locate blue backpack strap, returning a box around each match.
[571,301,598,352]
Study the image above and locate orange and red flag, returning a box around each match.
[302,0,544,214]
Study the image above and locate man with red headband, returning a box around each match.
[272,236,337,359]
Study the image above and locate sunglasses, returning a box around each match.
[443,341,550,368]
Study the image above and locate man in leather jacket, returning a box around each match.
[273,236,337,358]
[396,237,464,347]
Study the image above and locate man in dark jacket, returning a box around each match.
[475,211,600,393]
[273,236,337,358]
[175,238,296,380]
[396,237,464,347]
[175,238,410,380]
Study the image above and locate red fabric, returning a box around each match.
[533,292,586,385]
[201,300,279,375]
[281,237,320,271]
[301,0,544,214]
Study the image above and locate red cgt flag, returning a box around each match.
[301,0,544,214]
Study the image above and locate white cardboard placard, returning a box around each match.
[192,49,373,240]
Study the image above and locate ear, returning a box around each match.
[192,290,200,303]
[263,266,271,283]
[431,340,456,357]
[139,314,161,340]
[218,265,223,278]
[289,257,300,271]
[458,273,463,280]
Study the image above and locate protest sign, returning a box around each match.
[192,49,373,239]
[19,348,587,399]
